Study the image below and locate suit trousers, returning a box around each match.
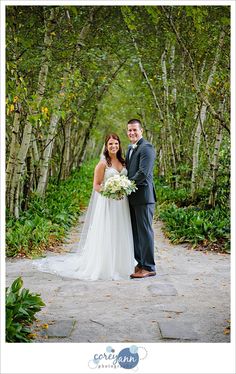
[129,203,156,272]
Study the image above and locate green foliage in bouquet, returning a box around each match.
[6,277,45,342]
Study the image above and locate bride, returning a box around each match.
[33,133,135,280]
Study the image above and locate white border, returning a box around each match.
[1,1,235,374]
[1,0,235,5]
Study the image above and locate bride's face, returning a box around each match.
[107,138,120,155]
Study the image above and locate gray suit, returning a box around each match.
[126,138,156,272]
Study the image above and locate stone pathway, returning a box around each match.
[6,220,230,343]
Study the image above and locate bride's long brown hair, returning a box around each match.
[103,133,126,167]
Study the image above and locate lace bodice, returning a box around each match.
[104,166,127,182]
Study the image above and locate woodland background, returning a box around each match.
[6,5,231,257]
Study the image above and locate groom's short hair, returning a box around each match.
[127,119,142,129]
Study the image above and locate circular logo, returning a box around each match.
[117,347,139,369]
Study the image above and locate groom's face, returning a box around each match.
[127,123,143,144]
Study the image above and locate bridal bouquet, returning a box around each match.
[100,175,137,200]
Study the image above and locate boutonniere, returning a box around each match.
[132,144,138,150]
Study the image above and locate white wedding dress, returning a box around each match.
[33,167,135,280]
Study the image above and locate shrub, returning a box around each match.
[159,203,230,251]
[6,277,45,342]
[6,159,97,257]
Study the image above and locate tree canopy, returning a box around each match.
[6,5,230,252]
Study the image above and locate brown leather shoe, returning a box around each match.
[130,265,142,278]
[135,265,142,273]
[131,269,156,279]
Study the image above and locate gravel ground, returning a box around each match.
[6,220,230,343]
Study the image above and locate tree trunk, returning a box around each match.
[37,8,96,194]
[162,7,229,134]
[161,44,178,188]
[208,101,224,207]
[6,109,21,209]
[129,33,164,122]
[31,133,40,189]
[191,31,225,197]
[21,152,34,211]
[36,112,60,195]
[208,125,223,207]
[169,44,177,105]
[8,8,55,217]
[60,119,72,180]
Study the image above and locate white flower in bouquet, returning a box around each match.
[100,175,137,200]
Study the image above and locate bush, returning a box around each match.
[6,159,97,257]
[154,179,189,207]
[154,175,230,252]
[6,277,45,342]
[159,203,230,251]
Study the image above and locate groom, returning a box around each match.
[126,119,157,279]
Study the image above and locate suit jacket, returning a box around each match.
[126,138,156,205]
